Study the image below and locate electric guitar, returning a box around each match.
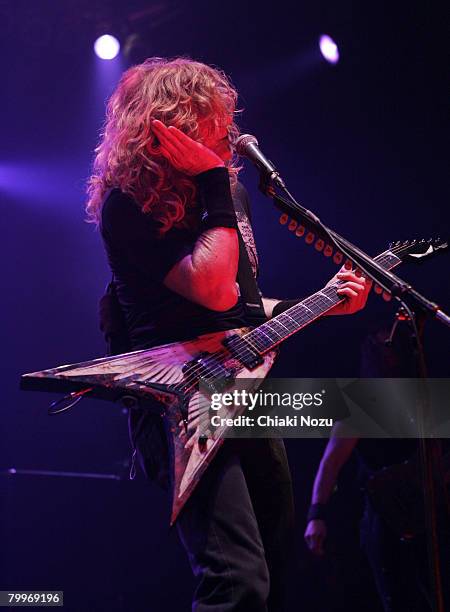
[20,237,448,524]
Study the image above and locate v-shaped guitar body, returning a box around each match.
[21,327,277,524]
[21,238,447,522]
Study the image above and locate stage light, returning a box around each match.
[94,35,120,60]
[319,35,339,64]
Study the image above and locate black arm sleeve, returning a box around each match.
[197,166,238,230]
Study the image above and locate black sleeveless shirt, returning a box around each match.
[100,170,266,351]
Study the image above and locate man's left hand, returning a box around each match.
[325,267,372,316]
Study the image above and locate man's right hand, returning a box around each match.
[151,119,225,175]
[304,519,327,556]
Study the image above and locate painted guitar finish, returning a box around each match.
[20,238,447,523]
[21,327,277,523]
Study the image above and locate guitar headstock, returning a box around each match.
[279,211,449,269]
[387,238,449,263]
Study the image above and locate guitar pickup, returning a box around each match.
[182,352,234,394]
[222,334,264,370]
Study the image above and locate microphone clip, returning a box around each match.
[258,171,276,197]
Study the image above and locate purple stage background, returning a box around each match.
[1,1,448,610]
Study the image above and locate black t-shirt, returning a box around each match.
[100,169,263,350]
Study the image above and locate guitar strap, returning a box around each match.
[233,193,267,328]
[99,192,266,355]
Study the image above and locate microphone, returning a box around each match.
[235,134,286,189]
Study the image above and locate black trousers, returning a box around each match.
[131,407,295,611]
[176,438,295,611]
[360,496,450,612]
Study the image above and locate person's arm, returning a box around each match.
[260,267,371,320]
[164,226,238,311]
[304,423,359,556]
[151,120,239,311]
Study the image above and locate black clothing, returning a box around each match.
[99,170,294,610]
[357,328,449,612]
[356,439,418,473]
[360,497,434,612]
[100,169,265,350]
[177,438,295,612]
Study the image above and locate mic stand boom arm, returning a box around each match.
[269,189,450,328]
[260,178,449,612]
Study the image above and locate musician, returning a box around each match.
[304,328,450,611]
[87,57,371,611]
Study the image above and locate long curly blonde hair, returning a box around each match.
[86,57,241,234]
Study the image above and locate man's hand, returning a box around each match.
[325,266,372,316]
[151,119,225,175]
[304,519,327,556]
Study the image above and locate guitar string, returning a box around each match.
[168,244,408,397]
[170,245,408,396]
[171,249,405,399]
[175,292,343,400]
[168,244,412,433]
[171,287,345,394]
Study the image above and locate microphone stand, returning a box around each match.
[258,171,449,612]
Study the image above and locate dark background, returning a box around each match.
[1,0,449,610]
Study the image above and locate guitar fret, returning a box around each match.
[317,290,335,302]
[256,327,276,343]
[244,248,405,354]
[271,318,290,333]
[300,303,313,313]
[265,321,285,337]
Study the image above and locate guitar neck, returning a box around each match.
[243,249,403,355]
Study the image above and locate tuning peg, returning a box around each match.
[374,284,383,295]
[333,252,343,265]
[305,232,315,245]
[288,220,298,231]
[315,239,325,252]
[324,244,333,257]
[280,214,289,225]
[295,225,306,237]
[382,291,392,302]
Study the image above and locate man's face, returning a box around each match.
[197,115,233,162]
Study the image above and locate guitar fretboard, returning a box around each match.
[243,250,402,355]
